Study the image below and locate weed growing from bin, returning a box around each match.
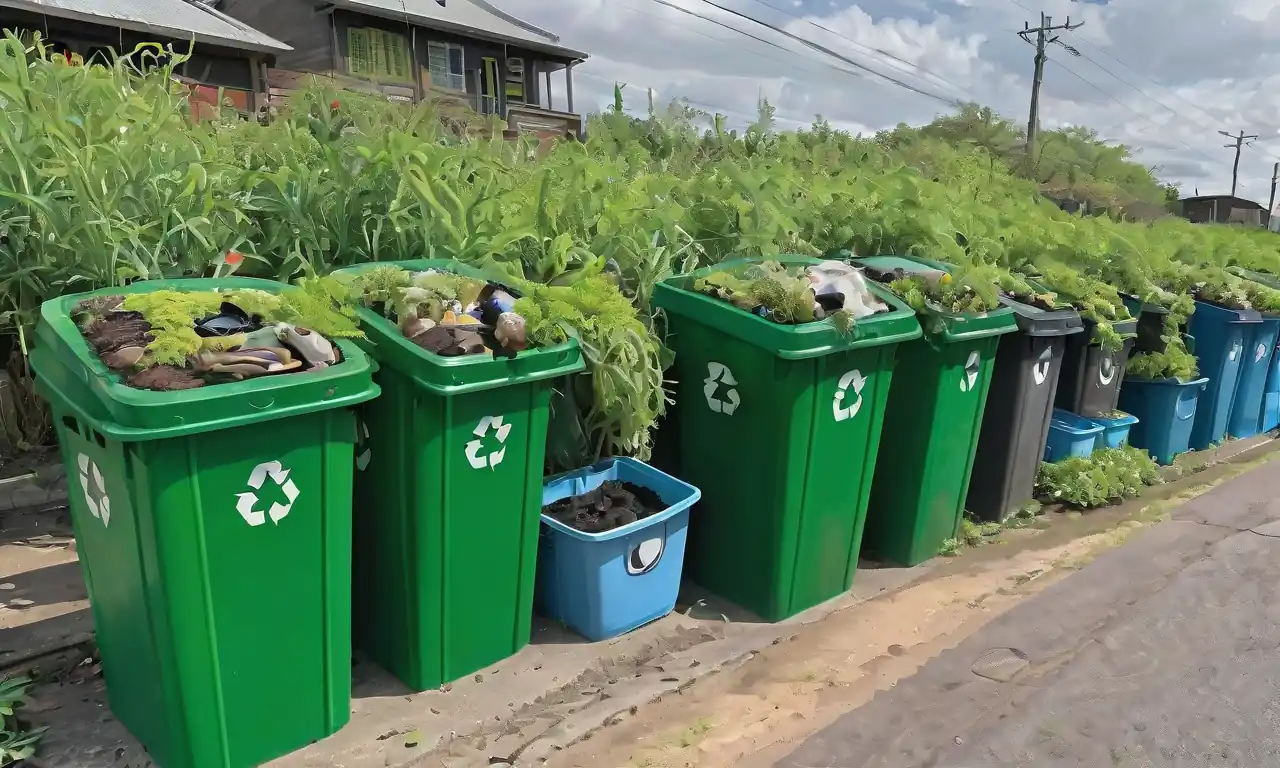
[1035,445,1162,509]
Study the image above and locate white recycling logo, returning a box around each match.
[235,460,300,527]
[1229,340,1242,362]
[833,369,866,422]
[1032,348,1052,386]
[1257,343,1268,363]
[626,536,665,575]
[1098,357,1116,386]
[355,418,371,471]
[77,454,111,528]
[465,415,511,470]
[960,351,981,392]
[703,362,740,415]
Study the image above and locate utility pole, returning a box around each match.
[1269,162,1278,215]
[1220,129,1258,197]
[1018,13,1083,158]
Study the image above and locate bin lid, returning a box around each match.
[1119,292,1170,317]
[653,256,922,360]
[30,277,380,442]
[331,260,585,396]
[1191,298,1262,324]
[849,255,1018,343]
[1024,277,1133,340]
[1232,267,1280,291]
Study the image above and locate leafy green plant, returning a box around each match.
[1035,445,1162,508]
[0,676,46,765]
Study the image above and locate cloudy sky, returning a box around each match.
[498,0,1280,205]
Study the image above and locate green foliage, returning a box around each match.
[514,277,669,472]
[0,675,46,764]
[694,261,817,324]
[118,278,362,366]
[1127,315,1198,381]
[1036,445,1162,508]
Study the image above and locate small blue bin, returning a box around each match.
[1229,317,1280,439]
[1188,301,1260,450]
[1118,377,1210,465]
[1089,411,1139,450]
[1043,409,1103,462]
[537,457,700,642]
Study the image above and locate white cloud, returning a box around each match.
[500,0,1280,204]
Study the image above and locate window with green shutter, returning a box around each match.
[347,26,412,83]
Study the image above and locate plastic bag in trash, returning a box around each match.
[806,261,889,320]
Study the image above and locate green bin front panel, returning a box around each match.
[52,406,355,768]
[352,366,552,690]
[666,318,898,622]
[863,335,1001,566]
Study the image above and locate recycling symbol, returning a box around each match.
[1032,348,1052,386]
[77,454,110,528]
[1229,340,1242,362]
[1098,357,1116,386]
[1257,343,1268,363]
[703,362,740,416]
[465,415,511,470]
[833,369,866,422]
[626,536,665,575]
[354,417,371,471]
[235,460,300,527]
[959,351,981,392]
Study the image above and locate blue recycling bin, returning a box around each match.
[1228,317,1280,439]
[1188,302,1260,450]
[1043,410,1103,462]
[536,457,700,642]
[1090,411,1139,450]
[1265,350,1280,433]
[1119,377,1210,465]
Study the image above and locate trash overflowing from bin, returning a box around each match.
[542,479,665,533]
[862,261,1043,315]
[694,259,889,329]
[344,265,529,358]
[72,280,363,391]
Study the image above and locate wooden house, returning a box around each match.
[0,0,290,114]
[215,0,587,136]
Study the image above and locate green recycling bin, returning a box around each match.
[852,256,1019,566]
[334,260,584,691]
[652,256,921,621]
[27,279,379,768]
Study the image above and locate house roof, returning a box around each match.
[331,0,586,61]
[1180,195,1264,209]
[0,0,291,53]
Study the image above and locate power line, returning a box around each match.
[681,0,960,105]
[611,0,875,91]
[740,0,975,102]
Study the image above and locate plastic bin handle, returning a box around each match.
[773,324,923,360]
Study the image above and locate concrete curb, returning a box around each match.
[0,461,67,513]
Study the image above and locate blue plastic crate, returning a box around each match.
[1089,411,1139,451]
[1043,409,1104,462]
[536,457,700,642]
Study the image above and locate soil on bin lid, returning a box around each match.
[543,480,666,533]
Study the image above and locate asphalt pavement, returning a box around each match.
[779,462,1280,768]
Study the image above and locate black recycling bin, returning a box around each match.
[967,296,1084,522]
[1055,317,1138,418]
[1121,293,1172,354]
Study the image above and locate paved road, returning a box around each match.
[779,464,1280,768]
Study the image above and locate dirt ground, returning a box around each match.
[547,479,1255,768]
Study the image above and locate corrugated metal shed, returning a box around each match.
[0,0,291,52]
[333,0,586,60]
